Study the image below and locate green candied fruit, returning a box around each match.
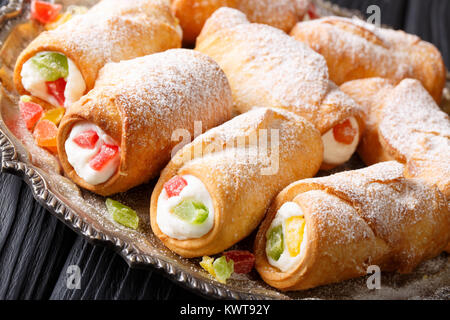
[30,52,68,82]
[106,198,139,230]
[213,256,234,284]
[172,199,209,224]
[266,225,284,261]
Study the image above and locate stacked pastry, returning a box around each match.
[341,78,450,253]
[341,78,450,198]
[12,0,450,293]
[290,16,446,103]
[14,0,182,109]
[196,8,364,170]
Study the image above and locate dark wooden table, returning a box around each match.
[1,0,449,300]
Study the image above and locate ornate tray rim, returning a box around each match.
[0,0,448,300]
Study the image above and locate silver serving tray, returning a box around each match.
[0,0,449,300]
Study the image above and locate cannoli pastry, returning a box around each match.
[171,0,308,45]
[150,108,323,258]
[290,17,446,103]
[196,8,363,169]
[340,78,450,199]
[57,49,232,196]
[254,161,450,291]
[14,0,182,109]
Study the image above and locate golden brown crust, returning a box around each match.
[14,0,182,105]
[340,78,396,165]
[57,49,233,196]
[341,78,450,199]
[291,17,446,103]
[235,0,298,33]
[171,0,237,45]
[150,108,323,258]
[172,0,300,46]
[254,162,450,291]
[196,8,364,169]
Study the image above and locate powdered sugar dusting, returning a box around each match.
[378,79,450,190]
[236,0,298,32]
[296,161,448,265]
[299,190,375,247]
[292,16,443,87]
[197,8,361,132]
[33,0,181,87]
[177,108,320,207]
[89,49,232,147]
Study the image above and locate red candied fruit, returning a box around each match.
[89,144,119,171]
[73,130,99,149]
[164,176,188,198]
[31,0,62,24]
[46,78,67,107]
[224,250,255,274]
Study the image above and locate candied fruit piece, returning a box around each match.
[19,100,43,130]
[200,256,216,277]
[224,250,255,274]
[31,0,62,24]
[213,256,234,284]
[46,78,67,106]
[172,200,209,224]
[73,130,99,149]
[266,225,284,261]
[285,216,306,257]
[164,175,187,197]
[89,144,119,171]
[105,198,139,230]
[31,52,68,82]
[41,107,65,126]
[33,119,58,147]
[333,119,357,145]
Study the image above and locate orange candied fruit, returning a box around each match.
[33,119,58,148]
[332,119,357,145]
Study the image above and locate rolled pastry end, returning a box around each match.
[255,193,317,291]
[156,175,215,241]
[17,51,86,108]
[264,202,308,274]
[321,116,360,169]
[151,172,222,258]
[255,189,381,291]
[59,121,121,192]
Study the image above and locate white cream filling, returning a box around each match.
[266,202,308,272]
[65,121,120,185]
[21,52,86,108]
[157,175,214,240]
[321,117,359,166]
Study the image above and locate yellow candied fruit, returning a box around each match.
[285,216,306,257]
[200,256,216,277]
[41,107,65,126]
